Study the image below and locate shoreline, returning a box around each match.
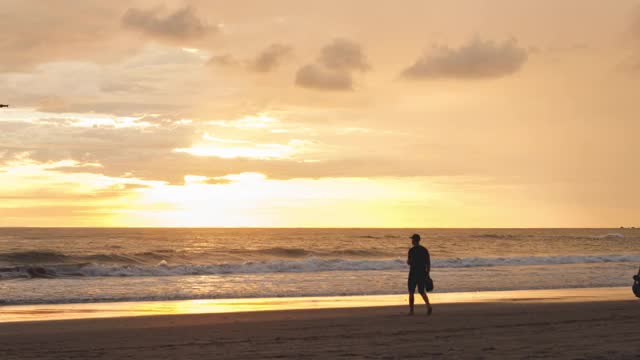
[0,286,633,323]
[1,287,639,359]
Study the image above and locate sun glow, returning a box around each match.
[118,173,449,227]
[174,131,312,160]
[0,160,155,227]
[207,114,279,129]
[174,143,294,159]
[0,107,146,128]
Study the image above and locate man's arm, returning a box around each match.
[407,250,412,266]
[425,249,431,274]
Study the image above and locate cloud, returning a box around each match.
[295,38,368,91]
[402,39,528,80]
[100,80,153,94]
[295,65,353,91]
[203,177,233,185]
[250,44,294,72]
[0,3,217,72]
[122,6,217,43]
[0,205,110,217]
[632,5,640,40]
[208,44,293,72]
[2,46,209,116]
[208,54,239,67]
[318,38,369,71]
[0,1,131,71]
[0,183,150,201]
[36,100,183,117]
[622,5,640,69]
[0,118,464,185]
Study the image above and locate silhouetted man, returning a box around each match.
[407,233,432,315]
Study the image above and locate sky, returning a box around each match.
[1,0,639,227]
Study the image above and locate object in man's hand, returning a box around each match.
[425,275,434,292]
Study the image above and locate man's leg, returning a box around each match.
[419,291,433,315]
[409,292,415,315]
[417,278,432,316]
[408,277,416,315]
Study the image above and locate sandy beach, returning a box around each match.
[1,288,639,359]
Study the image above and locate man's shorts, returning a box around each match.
[408,272,426,294]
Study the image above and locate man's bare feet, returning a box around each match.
[427,305,433,316]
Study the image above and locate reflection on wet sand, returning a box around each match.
[0,287,629,323]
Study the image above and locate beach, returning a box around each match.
[2,229,639,358]
[1,288,639,359]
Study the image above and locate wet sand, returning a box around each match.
[1,288,639,359]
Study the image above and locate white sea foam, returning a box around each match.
[2,254,640,279]
[592,233,625,239]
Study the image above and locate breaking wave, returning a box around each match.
[2,254,640,280]
[0,248,391,267]
[591,233,625,239]
[0,250,175,265]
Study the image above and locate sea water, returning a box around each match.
[1,228,639,305]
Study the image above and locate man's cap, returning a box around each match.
[410,234,421,241]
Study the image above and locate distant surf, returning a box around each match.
[2,254,640,280]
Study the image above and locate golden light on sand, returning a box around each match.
[1,288,628,323]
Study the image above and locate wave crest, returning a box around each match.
[2,254,639,280]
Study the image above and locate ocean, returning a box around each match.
[1,228,639,305]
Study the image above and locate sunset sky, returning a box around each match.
[1,0,639,227]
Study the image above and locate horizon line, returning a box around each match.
[0,226,634,230]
